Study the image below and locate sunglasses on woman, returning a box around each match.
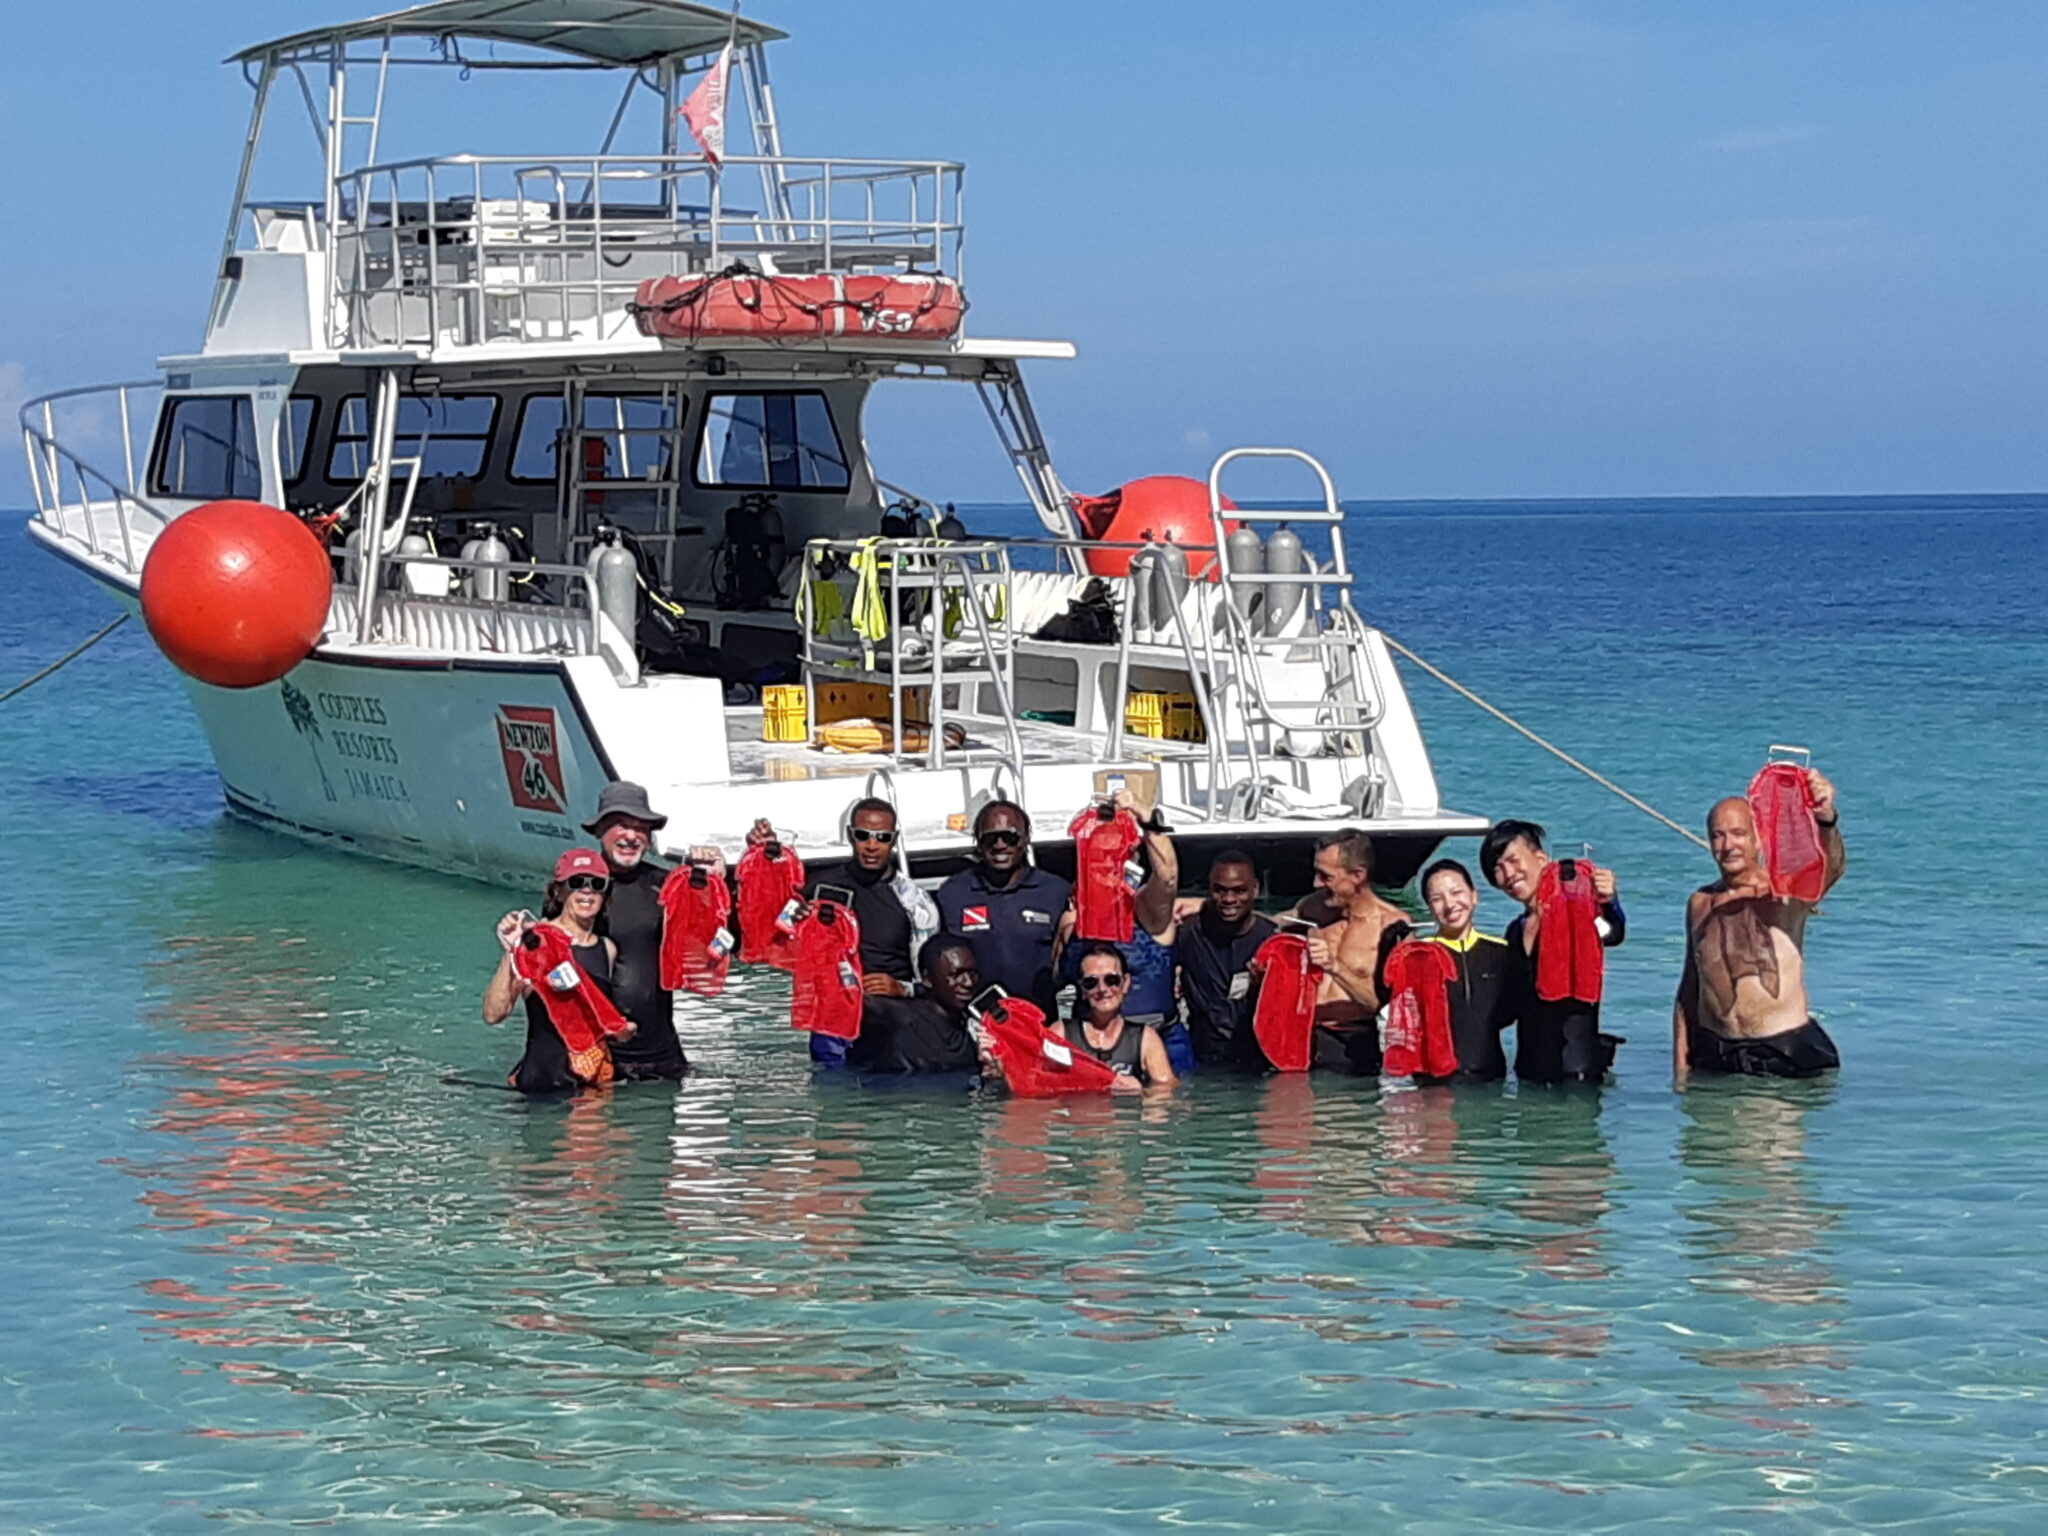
[1078,973,1126,992]
[850,828,897,845]
[563,874,610,893]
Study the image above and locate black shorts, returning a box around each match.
[1688,1019,1839,1078]
[1312,1022,1384,1077]
[1516,1009,1621,1086]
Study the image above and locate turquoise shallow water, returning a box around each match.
[3,496,2045,1531]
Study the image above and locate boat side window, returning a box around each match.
[696,391,848,492]
[281,397,319,486]
[149,395,263,501]
[511,394,685,484]
[327,393,499,481]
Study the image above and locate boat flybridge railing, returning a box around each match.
[323,153,964,350]
[19,381,170,579]
[217,0,968,354]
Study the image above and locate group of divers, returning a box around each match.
[483,769,1848,1098]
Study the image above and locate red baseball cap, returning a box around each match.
[553,847,610,882]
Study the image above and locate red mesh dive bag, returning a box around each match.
[1748,763,1827,902]
[1250,932,1321,1073]
[1068,803,1144,943]
[736,839,806,967]
[511,924,633,1083]
[790,898,864,1041]
[979,996,1118,1097]
[1382,939,1461,1078]
[659,863,734,997]
[1533,859,1605,1005]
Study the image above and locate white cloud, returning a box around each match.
[1709,125,1824,154]
[1460,2,1629,60]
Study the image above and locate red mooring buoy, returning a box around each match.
[1072,475,1237,578]
[139,500,332,688]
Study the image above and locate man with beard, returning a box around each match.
[584,781,689,1080]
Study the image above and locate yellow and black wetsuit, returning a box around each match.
[1418,930,1514,1084]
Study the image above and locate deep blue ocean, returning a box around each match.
[3,494,2044,1531]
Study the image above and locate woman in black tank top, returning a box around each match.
[1064,941,1178,1093]
[483,850,624,1095]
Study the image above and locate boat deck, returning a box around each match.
[721,707,1204,784]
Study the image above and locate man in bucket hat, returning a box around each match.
[585,781,689,1080]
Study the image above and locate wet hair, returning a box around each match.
[919,934,977,981]
[1479,820,1547,888]
[846,796,897,832]
[1314,828,1374,876]
[1208,848,1259,882]
[973,798,1030,836]
[1421,858,1477,900]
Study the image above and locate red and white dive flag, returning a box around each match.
[680,44,733,166]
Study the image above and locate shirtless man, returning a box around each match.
[1303,829,1413,1075]
[1675,771,1846,1079]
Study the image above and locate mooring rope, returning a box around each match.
[0,613,130,707]
[1380,631,1710,851]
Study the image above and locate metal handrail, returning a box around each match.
[19,381,170,577]
[324,152,966,349]
[349,550,612,659]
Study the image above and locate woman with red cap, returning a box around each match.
[483,848,635,1094]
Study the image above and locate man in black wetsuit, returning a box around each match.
[1175,849,1278,1070]
[1481,819,1625,1086]
[586,780,689,1081]
[847,937,984,1076]
[803,797,935,1066]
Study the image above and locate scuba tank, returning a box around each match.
[789,895,864,1041]
[471,522,511,604]
[1263,526,1306,636]
[1127,547,1155,637]
[586,524,639,642]
[736,837,806,966]
[976,995,1118,1098]
[719,492,787,610]
[659,860,734,997]
[341,523,365,589]
[1225,526,1264,625]
[1150,542,1190,629]
[1066,801,1143,944]
[935,502,967,542]
[395,517,449,596]
[455,530,484,598]
[1249,932,1319,1073]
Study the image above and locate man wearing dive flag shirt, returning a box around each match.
[587,781,689,1080]
[935,799,1071,1017]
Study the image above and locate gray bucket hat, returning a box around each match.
[582,780,668,833]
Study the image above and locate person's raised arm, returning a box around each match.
[1135,813,1180,939]
[1810,769,1847,895]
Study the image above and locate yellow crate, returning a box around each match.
[1164,692,1205,743]
[762,684,808,743]
[1124,690,1170,739]
[814,680,929,727]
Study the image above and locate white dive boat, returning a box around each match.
[20,0,1487,891]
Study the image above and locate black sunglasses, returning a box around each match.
[1079,973,1126,992]
[977,828,1023,849]
[850,828,897,845]
[563,873,610,893]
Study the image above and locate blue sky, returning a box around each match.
[2,1,2043,503]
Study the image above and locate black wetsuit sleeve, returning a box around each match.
[1374,920,1415,997]
[1601,897,1627,947]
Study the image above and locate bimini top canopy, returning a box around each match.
[233,0,787,69]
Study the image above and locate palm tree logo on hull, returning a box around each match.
[281,679,338,802]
